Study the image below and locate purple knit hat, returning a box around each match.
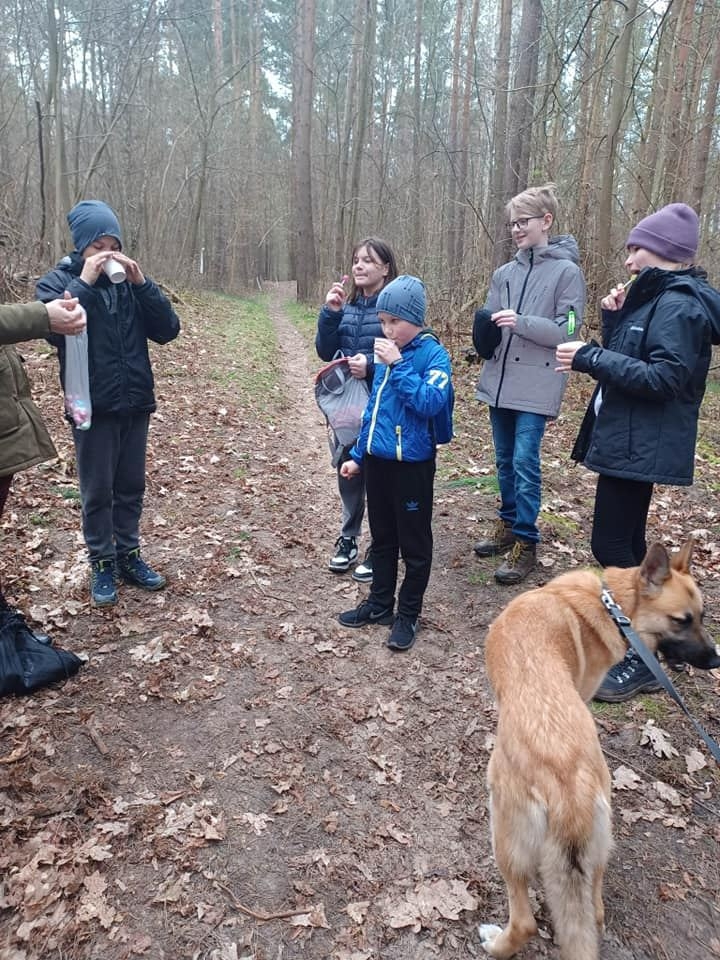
[626,203,699,263]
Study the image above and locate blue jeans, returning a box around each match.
[489,407,547,544]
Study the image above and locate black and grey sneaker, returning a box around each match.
[351,546,373,583]
[593,650,662,703]
[328,536,358,573]
[338,601,394,628]
[386,614,418,651]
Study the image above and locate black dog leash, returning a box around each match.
[600,585,720,764]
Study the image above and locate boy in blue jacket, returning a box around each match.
[337,275,452,651]
[37,200,180,607]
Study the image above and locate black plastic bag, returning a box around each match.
[0,609,83,697]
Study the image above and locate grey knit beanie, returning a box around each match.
[376,275,426,326]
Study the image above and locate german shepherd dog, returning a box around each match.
[479,539,720,960]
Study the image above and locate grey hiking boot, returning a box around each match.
[474,520,514,558]
[494,540,537,585]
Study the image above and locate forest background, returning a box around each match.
[1,0,719,328]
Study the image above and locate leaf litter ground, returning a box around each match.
[1,283,719,960]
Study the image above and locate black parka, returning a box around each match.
[571,267,720,485]
[36,252,180,417]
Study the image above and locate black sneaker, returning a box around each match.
[594,650,662,703]
[351,547,373,583]
[338,601,394,628]
[90,559,118,606]
[329,536,358,573]
[386,614,418,651]
[117,549,167,591]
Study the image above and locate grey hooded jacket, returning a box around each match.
[475,235,586,417]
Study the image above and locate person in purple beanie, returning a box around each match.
[556,203,720,701]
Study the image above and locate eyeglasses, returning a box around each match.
[508,216,544,231]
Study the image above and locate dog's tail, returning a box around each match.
[540,793,613,960]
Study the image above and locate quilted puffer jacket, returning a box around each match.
[316,294,384,387]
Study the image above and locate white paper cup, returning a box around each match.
[373,337,383,364]
[103,258,126,283]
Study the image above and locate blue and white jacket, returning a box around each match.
[350,331,452,463]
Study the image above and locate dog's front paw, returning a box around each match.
[478,924,503,954]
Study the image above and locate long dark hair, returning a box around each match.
[348,237,398,304]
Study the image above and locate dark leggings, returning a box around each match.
[591,474,654,568]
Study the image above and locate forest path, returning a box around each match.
[1,285,716,959]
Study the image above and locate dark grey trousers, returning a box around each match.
[338,463,366,539]
[73,412,150,562]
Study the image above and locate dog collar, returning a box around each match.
[600,583,720,764]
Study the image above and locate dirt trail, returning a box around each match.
[1,285,718,959]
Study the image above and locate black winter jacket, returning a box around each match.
[571,267,720,485]
[316,294,384,387]
[36,252,180,416]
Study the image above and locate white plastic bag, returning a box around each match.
[64,330,92,430]
[314,356,369,465]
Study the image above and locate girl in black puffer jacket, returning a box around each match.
[315,238,398,579]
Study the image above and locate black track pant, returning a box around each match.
[364,454,435,619]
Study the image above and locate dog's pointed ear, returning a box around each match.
[639,542,671,591]
[671,536,694,573]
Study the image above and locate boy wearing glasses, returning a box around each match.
[472,183,586,583]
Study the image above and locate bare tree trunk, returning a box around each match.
[490,0,512,270]
[689,31,720,213]
[334,1,363,267]
[576,1,606,242]
[410,0,424,255]
[597,0,638,281]
[212,0,224,79]
[505,0,542,199]
[292,0,318,300]
[446,0,465,272]
[454,0,480,276]
[661,0,695,204]
[35,100,47,248]
[631,2,676,217]
[248,0,264,282]
[46,0,70,257]
[347,0,376,246]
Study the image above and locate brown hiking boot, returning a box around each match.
[494,540,537,585]
[474,520,514,558]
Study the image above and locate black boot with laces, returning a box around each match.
[594,650,662,703]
